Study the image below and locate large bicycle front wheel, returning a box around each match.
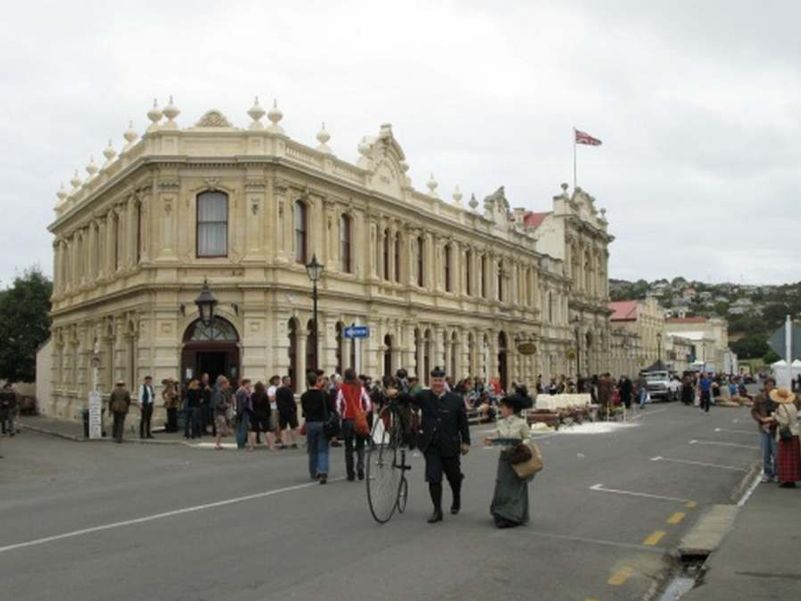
[366,406,402,523]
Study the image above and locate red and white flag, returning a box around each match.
[574,129,602,146]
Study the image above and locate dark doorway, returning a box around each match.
[181,317,240,385]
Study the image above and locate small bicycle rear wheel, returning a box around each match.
[366,406,402,523]
[396,476,408,514]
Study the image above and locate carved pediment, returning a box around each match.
[194,109,233,128]
[358,123,411,199]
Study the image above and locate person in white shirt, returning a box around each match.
[266,375,281,448]
[137,376,156,439]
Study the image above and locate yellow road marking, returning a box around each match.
[667,512,686,524]
[685,501,697,508]
[643,530,667,546]
[608,566,634,586]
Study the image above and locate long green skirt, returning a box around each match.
[490,455,531,526]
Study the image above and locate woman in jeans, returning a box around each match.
[336,368,372,481]
[301,372,335,484]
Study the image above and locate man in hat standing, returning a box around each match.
[110,380,132,443]
[412,367,471,523]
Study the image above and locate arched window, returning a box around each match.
[465,250,472,295]
[184,316,239,342]
[417,236,425,287]
[294,200,307,264]
[444,244,452,292]
[339,215,352,273]
[394,233,401,283]
[383,334,393,378]
[197,191,228,258]
[383,228,390,280]
[335,322,344,374]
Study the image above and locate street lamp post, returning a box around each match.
[305,254,324,373]
[195,279,217,327]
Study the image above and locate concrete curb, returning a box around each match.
[19,422,193,447]
[19,422,86,442]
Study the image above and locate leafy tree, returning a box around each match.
[762,303,790,329]
[0,268,52,382]
[763,349,781,364]
[730,335,769,360]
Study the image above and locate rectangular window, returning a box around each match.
[294,201,307,264]
[136,203,142,263]
[417,237,425,287]
[481,256,487,298]
[444,245,452,292]
[339,215,351,273]
[113,216,120,270]
[394,235,401,283]
[197,192,228,257]
[465,251,472,295]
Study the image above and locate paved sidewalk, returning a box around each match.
[19,415,209,445]
[682,481,801,600]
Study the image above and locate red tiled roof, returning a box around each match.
[523,211,551,228]
[609,300,639,321]
[666,317,707,324]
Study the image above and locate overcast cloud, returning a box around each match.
[1,0,799,286]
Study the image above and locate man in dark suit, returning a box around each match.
[412,367,471,523]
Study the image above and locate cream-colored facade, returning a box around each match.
[45,100,613,418]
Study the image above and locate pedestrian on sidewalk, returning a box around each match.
[251,381,274,449]
[618,375,633,410]
[301,371,334,484]
[162,379,180,432]
[184,380,203,439]
[751,377,778,483]
[0,383,17,436]
[484,392,534,528]
[137,375,156,439]
[769,387,801,488]
[681,375,695,406]
[267,375,282,448]
[109,380,132,443]
[699,372,712,413]
[336,368,372,481]
[234,379,255,451]
[637,374,648,409]
[213,377,232,450]
[276,376,300,448]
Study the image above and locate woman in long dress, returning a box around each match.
[484,393,534,528]
[771,387,801,488]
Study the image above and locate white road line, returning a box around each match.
[688,440,759,450]
[714,427,756,436]
[630,408,668,421]
[519,529,665,553]
[589,483,690,503]
[737,471,763,507]
[650,456,748,472]
[0,479,336,555]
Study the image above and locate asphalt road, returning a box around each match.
[0,403,761,601]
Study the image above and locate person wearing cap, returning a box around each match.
[411,366,471,524]
[109,380,132,443]
[770,387,801,488]
[483,391,534,528]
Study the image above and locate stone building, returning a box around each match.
[45,99,613,418]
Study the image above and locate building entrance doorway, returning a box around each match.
[181,317,240,384]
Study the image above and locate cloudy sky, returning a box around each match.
[1,0,799,287]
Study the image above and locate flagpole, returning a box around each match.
[572,128,577,190]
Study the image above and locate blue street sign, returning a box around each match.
[344,325,369,339]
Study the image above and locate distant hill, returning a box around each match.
[609,277,801,361]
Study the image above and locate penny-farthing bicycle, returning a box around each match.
[366,399,411,523]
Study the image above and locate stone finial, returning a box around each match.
[427,173,438,197]
[452,185,463,207]
[56,183,68,202]
[468,193,479,211]
[267,99,284,133]
[102,139,117,164]
[247,96,265,129]
[162,95,180,128]
[561,182,569,192]
[85,156,98,178]
[147,98,163,130]
[357,137,372,157]
[600,208,607,221]
[123,120,138,147]
[316,122,331,153]
[70,169,82,190]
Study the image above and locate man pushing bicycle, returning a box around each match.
[410,366,471,523]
